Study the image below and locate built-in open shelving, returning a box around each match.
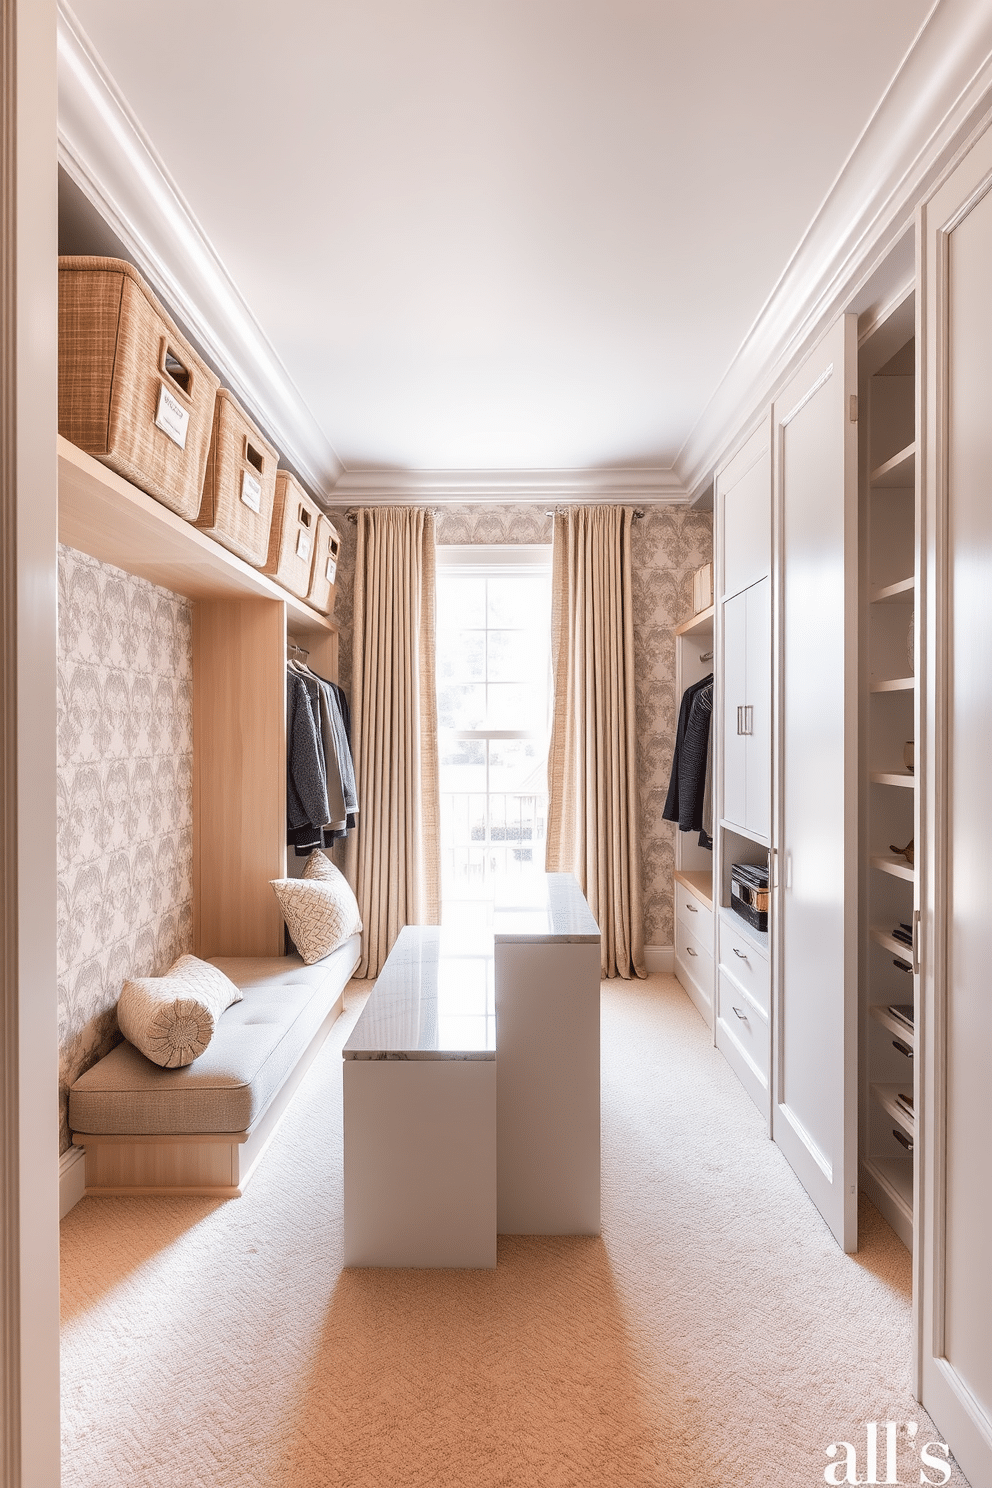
[869,1002,916,1046]
[57,436,336,639]
[870,853,915,882]
[869,441,916,489]
[675,604,714,639]
[871,1082,915,1133]
[859,306,918,1256]
[870,925,914,959]
[869,770,914,788]
[871,576,915,604]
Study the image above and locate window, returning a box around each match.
[435,545,552,919]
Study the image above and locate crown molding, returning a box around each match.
[56,2,343,498]
[324,465,688,507]
[675,0,992,499]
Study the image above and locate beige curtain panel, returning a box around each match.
[546,506,646,979]
[345,507,441,978]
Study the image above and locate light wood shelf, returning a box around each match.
[57,436,337,638]
[870,676,914,693]
[674,868,713,911]
[675,604,714,638]
[870,925,914,959]
[870,576,915,604]
[869,770,915,788]
[871,1082,915,1133]
[869,1002,915,1048]
[869,441,916,489]
[869,853,915,882]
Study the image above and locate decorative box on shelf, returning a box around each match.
[692,562,713,614]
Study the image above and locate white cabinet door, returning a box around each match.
[722,433,772,600]
[744,578,771,839]
[919,124,992,1488]
[773,313,858,1253]
[721,578,770,839]
[722,588,747,830]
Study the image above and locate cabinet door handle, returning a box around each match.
[686,902,698,913]
[737,705,744,735]
[732,1006,747,1020]
[686,946,697,957]
[732,947,747,960]
[744,705,753,736]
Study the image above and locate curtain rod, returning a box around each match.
[345,507,441,523]
[544,507,645,518]
[343,506,644,522]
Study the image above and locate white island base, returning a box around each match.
[343,1058,496,1269]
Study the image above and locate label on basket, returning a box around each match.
[155,383,189,450]
[325,555,337,585]
[240,470,262,513]
[296,529,312,560]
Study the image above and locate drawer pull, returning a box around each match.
[686,946,697,957]
[686,902,698,913]
[732,947,748,960]
[732,1005,747,1020]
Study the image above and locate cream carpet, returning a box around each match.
[60,974,970,1487]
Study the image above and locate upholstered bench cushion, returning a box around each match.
[68,936,360,1138]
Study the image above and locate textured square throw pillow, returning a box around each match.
[270,868,362,965]
[116,954,242,1068]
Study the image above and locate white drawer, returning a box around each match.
[676,918,713,988]
[717,968,770,1086]
[718,912,769,1017]
[676,881,713,945]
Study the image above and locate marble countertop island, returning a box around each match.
[343,925,496,1060]
[492,872,600,944]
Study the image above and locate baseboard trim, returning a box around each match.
[644,945,675,975]
[59,1145,86,1220]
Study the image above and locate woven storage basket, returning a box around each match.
[195,389,278,567]
[58,256,220,518]
[263,472,322,600]
[308,515,342,615]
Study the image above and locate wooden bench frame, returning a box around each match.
[72,988,344,1199]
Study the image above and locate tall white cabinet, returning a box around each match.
[713,419,773,1119]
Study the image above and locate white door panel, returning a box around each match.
[920,126,992,1488]
[774,313,858,1253]
[723,452,772,600]
[722,589,747,829]
[745,578,771,839]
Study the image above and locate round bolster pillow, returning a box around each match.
[116,954,242,1068]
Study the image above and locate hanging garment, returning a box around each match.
[286,668,330,835]
[700,701,713,849]
[678,681,712,833]
[663,674,713,829]
[315,682,348,833]
[327,682,359,820]
[286,661,360,852]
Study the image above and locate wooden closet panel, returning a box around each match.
[194,598,286,957]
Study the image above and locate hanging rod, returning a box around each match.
[287,641,310,659]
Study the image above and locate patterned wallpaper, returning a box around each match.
[630,507,713,948]
[57,546,194,1155]
[331,501,710,951]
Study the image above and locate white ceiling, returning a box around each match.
[67,0,933,478]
